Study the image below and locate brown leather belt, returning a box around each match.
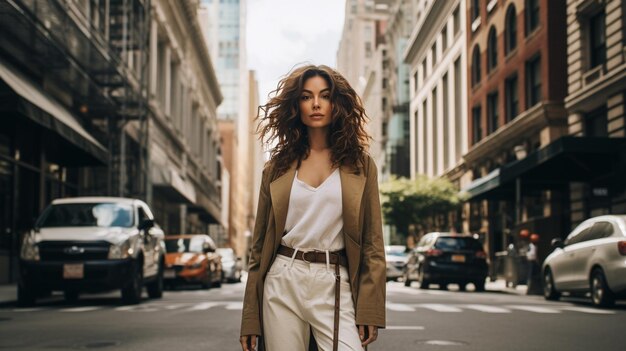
[277,245,348,268]
[276,244,346,351]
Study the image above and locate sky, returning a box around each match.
[246,0,346,104]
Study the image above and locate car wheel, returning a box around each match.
[543,269,560,301]
[591,268,614,308]
[17,284,36,307]
[122,262,143,305]
[64,290,79,303]
[147,262,164,299]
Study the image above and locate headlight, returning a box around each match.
[20,233,40,261]
[108,240,132,259]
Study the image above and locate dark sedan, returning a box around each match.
[404,232,488,291]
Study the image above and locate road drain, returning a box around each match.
[419,340,468,346]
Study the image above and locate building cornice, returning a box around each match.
[565,63,626,112]
[181,0,223,108]
[463,102,567,165]
[403,0,456,64]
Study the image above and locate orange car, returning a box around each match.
[163,234,222,289]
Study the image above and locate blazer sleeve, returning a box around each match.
[355,156,387,328]
[240,167,271,336]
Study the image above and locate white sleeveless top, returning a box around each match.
[281,168,344,251]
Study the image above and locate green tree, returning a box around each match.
[379,176,466,240]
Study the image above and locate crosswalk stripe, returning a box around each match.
[12,308,45,312]
[387,303,416,312]
[387,326,425,330]
[561,306,616,314]
[464,304,511,313]
[225,302,243,310]
[186,302,221,311]
[507,305,560,314]
[60,306,101,312]
[417,304,462,312]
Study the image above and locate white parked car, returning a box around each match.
[216,247,242,283]
[385,245,408,282]
[542,215,626,307]
[19,197,165,306]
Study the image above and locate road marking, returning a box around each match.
[186,302,221,311]
[387,303,416,312]
[60,306,101,312]
[115,305,159,312]
[507,305,560,314]
[561,306,616,314]
[12,308,45,312]
[225,302,243,310]
[464,304,511,313]
[163,304,188,310]
[387,326,425,330]
[417,304,462,312]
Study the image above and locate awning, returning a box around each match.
[462,136,626,200]
[0,58,108,164]
[152,167,197,204]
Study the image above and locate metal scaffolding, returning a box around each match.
[0,0,152,199]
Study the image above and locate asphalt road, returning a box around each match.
[1,280,625,350]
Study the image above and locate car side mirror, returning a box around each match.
[551,238,564,249]
[138,219,154,231]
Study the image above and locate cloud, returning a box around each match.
[247,0,346,102]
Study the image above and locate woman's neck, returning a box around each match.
[307,128,329,151]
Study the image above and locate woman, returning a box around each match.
[240,65,386,351]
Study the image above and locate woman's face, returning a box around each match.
[299,75,332,131]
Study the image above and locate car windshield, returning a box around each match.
[37,203,134,228]
[385,247,406,256]
[434,237,483,251]
[165,238,204,253]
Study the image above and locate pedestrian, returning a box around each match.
[526,233,540,294]
[239,64,386,351]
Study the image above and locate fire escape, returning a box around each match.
[0,0,151,198]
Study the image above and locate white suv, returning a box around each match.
[18,197,165,306]
[543,215,626,307]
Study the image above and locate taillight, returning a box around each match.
[475,251,487,259]
[618,241,626,255]
[426,249,443,257]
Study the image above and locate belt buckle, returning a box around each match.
[301,251,314,264]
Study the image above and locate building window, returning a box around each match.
[525,0,539,36]
[365,42,372,57]
[453,6,460,36]
[472,105,482,144]
[422,59,427,83]
[487,27,498,72]
[382,78,388,89]
[487,92,499,134]
[526,55,541,107]
[505,74,519,122]
[441,25,448,52]
[382,97,388,111]
[589,11,606,69]
[472,45,481,87]
[414,71,419,92]
[585,108,608,137]
[472,0,480,22]
[505,5,517,54]
[432,42,437,65]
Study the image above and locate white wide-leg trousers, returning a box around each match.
[262,252,363,351]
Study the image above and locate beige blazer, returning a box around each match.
[240,155,386,337]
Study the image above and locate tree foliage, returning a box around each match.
[379,176,466,238]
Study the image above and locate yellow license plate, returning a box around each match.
[451,255,466,263]
[63,264,84,279]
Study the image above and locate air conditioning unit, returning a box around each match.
[582,65,604,87]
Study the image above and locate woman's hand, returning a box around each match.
[358,325,378,347]
[240,335,258,351]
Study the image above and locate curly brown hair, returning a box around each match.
[256,64,371,177]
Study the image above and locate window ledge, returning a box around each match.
[582,65,605,87]
[471,17,482,33]
[487,0,498,14]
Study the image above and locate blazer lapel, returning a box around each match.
[269,162,297,243]
[340,165,366,244]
